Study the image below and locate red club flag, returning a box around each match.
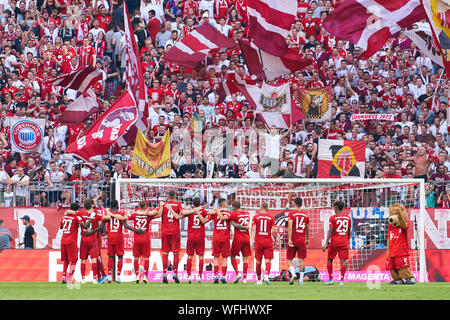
[65,91,138,161]
[54,89,101,126]
[117,1,149,147]
[49,66,103,92]
[247,0,298,57]
[322,0,426,59]
[317,139,366,178]
[239,39,313,80]
[164,22,237,68]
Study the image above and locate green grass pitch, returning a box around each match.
[0,281,449,300]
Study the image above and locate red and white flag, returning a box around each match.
[54,89,101,126]
[239,39,313,80]
[322,0,426,59]
[403,25,445,69]
[421,0,450,77]
[117,2,149,148]
[164,22,237,68]
[317,139,366,178]
[247,0,298,57]
[65,91,138,161]
[49,66,103,92]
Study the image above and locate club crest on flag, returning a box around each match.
[298,87,332,121]
[259,91,288,112]
[330,145,359,177]
[317,139,365,178]
[10,118,45,153]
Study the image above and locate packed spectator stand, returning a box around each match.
[0,0,448,208]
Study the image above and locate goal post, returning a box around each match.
[115,178,428,283]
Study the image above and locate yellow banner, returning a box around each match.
[432,0,450,39]
[131,130,171,178]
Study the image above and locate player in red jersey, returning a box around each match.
[287,197,310,285]
[180,197,213,284]
[322,200,352,285]
[102,200,127,283]
[251,202,277,285]
[156,190,185,284]
[229,201,251,284]
[386,204,416,285]
[59,202,84,284]
[125,200,161,284]
[208,198,232,284]
[77,199,104,284]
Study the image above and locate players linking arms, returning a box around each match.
[211,207,250,231]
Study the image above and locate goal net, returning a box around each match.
[115,178,427,283]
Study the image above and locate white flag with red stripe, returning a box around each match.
[322,0,426,59]
[239,39,313,80]
[118,2,149,147]
[164,22,237,68]
[54,89,101,126]
[49,66,103,92]
[247,0,297,57]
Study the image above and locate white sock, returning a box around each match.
[289,266,296,277]
[299,272,304,281]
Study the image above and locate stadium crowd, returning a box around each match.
[0,0,448,208]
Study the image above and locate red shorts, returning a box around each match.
[161,233,180,253]
[80,239,99,260]
[133,242,151,257]
[254,243,274,260]
[231,240,252,257]
[212,240,231,258]
[286,241,306,260]
[107,241,124,257]
[186,239,205,256]
[327,244,348,260]
[61,242,78,263]
[387,255,410,271]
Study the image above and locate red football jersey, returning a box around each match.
[211,210,231,242]
[329,213,352,247]
[288,210,309,243]
[60,213,80,244]
[78,210,102,242]
[161,200,184,235]
[105,210,126,244]
[128,211,155,244]
[388,223,409,257]
[252,213,275,246]
[229,210,250,242]
[187,207,208,241]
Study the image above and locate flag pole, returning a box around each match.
[432,68,444,112]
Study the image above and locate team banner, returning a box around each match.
[297,87,332,122]
[10,117,46,153]
[131,130,171,178]
[350,114,395,121]
[244,81,292,129]
[317,139,365,178]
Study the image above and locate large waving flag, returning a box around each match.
[65,91,138,161]
[131,130,171,178]
[421,0,450,77]
[403,25,445,69]
[247,0,298,57]
[117,2,149,148]
[317,139,366,179]
[322,0,426,59]
[49,66,103,92]
[54,89,101,126]
[239,39,313,80]
[164,22,237,68]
